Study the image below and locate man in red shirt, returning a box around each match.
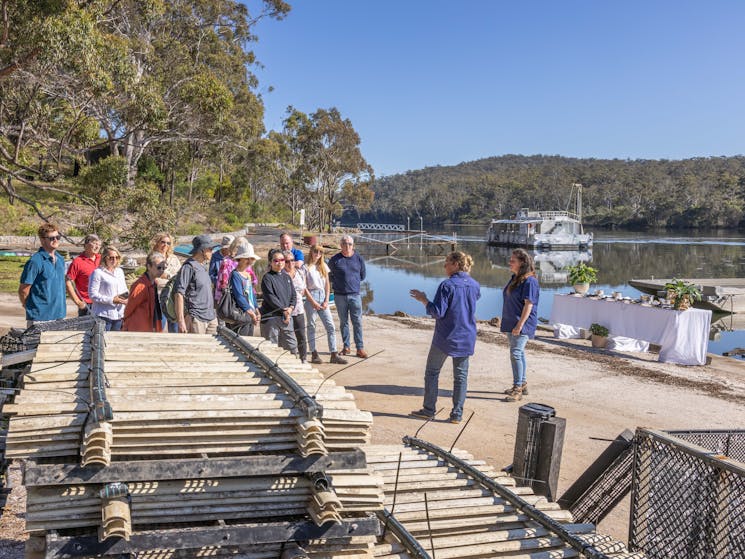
[65,234,101,316]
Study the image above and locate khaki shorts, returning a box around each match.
[185,316,218,335]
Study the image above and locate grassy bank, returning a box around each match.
[0,257,28,294]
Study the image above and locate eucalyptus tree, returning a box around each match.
[283,106,374,231]
[0,0,289,220]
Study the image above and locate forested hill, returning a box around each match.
[359,155,745,229]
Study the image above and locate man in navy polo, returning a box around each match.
[329,235,367,358]
[19,222,67,327]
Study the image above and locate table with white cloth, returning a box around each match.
[549,294,712,366]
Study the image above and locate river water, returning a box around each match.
[351,227,745,358]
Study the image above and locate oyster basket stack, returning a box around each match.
[4,326,384,559]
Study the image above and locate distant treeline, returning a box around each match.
[358,155,745,229]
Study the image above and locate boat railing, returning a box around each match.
[515,209,580,221]
[535,210,579,220]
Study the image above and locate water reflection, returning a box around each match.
[353,229,745,357]
[486,246,592,284]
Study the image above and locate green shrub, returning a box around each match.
[16,223,39,236]
[181,222,203,236]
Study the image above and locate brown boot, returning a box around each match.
[505,385,524,402]
[330,352,348,365]
[311,351,323,365]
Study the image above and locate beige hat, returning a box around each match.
[220,235,235,248]
[235,243,260,260]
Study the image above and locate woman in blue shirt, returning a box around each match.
[228,245,261,336]
[501,248,540,401]
[409,251,481,424]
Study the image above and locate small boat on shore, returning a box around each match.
[486,209,593,250]
[629,277,745,314]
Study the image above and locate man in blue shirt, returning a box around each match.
[328,235,367,358]
[409,251,481,423]
[208,235,234,287]
[19,222,67,327]
[280,232,304,268]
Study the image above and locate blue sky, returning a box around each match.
[247,1,745,177]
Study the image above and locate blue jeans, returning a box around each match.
[99,316,122,331]
[305,289,338,353]
[335,294,363,350]
[508,333,529,386]
[422,344,470,421]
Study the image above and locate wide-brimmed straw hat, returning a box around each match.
[235,243,260,260]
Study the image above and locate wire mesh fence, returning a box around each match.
[629,429,745,559]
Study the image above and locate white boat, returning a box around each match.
[486,183,593,250]
[486,209,593,250]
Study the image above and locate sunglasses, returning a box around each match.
[159,240,172,245]
[45,235,61,241]
[155,264,166,270]
[285,259,295,263]
[106,255,119,260]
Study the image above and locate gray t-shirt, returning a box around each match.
[174,258,216,322]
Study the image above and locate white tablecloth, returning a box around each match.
[550,295,712,366]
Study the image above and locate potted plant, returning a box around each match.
[567,262,598,295]
[589,323,609,348]
[664,279,703,311]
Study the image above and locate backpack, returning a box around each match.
[159,275,179,323]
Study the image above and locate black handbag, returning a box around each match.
[217,284,251,324]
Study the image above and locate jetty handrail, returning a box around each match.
[403,435,614,559]
[357,223,406,231]
[217,325,322,420]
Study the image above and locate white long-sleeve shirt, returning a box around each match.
[89,266,127,319]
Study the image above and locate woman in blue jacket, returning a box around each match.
[501,248,540,402]
[409,251,481,424]
[228,245,261,336]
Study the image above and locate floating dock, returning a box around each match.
[629,277,745,314]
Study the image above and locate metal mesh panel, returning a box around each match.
[629,429,745,559]
[0,316,96,354]
[569,443,634,524]
[667,429,745,463]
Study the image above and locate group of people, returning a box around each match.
[254,233,369,364]
[409,247,540,423]
[18,224,370,366]
[19,222,539,417]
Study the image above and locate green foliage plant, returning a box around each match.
[567,262,598,285]
[589,323,609,337]
[664,279,703,310]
